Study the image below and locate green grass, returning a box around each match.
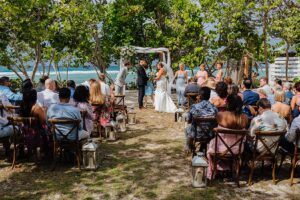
[0,109,299,199]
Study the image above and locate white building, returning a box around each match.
[269,56,300,84]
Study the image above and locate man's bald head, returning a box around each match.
[45,78,55,91]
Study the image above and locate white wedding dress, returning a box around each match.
[154,74,177,113]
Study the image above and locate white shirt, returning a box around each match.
[249,110,287,152]
[260,84,273,96]
[37,89,59,108]
[100,81,111,97]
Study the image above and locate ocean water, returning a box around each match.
[0,65,266,84]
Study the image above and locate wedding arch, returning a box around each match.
[119,46,174,93]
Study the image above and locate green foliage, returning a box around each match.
[0,0,300,81]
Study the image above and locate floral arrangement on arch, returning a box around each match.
[120,46,136,60]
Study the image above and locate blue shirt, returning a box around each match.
[285,90,294,105]
[69,87,75,98]
[187,100,218,139]
[243,90,259,106]
[0,85,22,103]
[47,103,83,140]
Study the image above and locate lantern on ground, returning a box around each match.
[107,120,118,141]
[191,152,208,188]
[127,107,136,125]
[175,108,184,122]
[82,139,100,170]
[116,112,126,132]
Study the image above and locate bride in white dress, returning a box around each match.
[154,62,177,113]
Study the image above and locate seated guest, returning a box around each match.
[89,81,106,124]
[36,75,49,92]
[0,115,13,139]
[223,76,233,86]
[183,76,200,105]
[274,79,283,90]
[249,98,287,153]
[0,76,22,103]
[67,80,76,98]
[20,89,46,129]
[227,84,243,99]
[0,93,13,138]
[90,81,105,105]
[99,73,111,98]
[184,76,200,95]
[283,82,294,105]
[0,92,12,117]
[258,89,275,105]
[272,89,291,122]
[282,115,300,154]
[290,81,300,118]
[259,77,273,96]
[21,79,34,93]
[47,88,89,141]
[207,78,218,100]
[210,81,228,107]
[242,79,259,106]
[73,85,94,135]
[206,94,248,180]
[185,87,218,151]
[37,78,59,109]
[54,80,60,93]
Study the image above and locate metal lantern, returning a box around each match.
[116,112,126,132]
[191,152,208,188]
[175,108,184,122]
[107,120,118,141]
[82,139,100,170]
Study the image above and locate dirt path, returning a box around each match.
[0,91,299,199]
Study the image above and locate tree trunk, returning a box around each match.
[263,5,269,83]
[285,42,290,81]
[47,50,56,76]
[7,66,23,80]
[31,44,41,81]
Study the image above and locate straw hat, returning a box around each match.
[206,77,216,89]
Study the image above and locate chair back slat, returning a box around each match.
[294,129,300,156]
[80,110,87,131]
[253,130,286,159]
[48,118,81,142]
[213,128,248,157]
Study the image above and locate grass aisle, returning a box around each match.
[0,95,300,199]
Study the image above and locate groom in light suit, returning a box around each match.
[136,59,149,109]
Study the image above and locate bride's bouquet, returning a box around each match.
[149,71,156,81]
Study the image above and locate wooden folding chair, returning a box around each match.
[211,128,249,186]
[80,110,87,131]
[48,118,84,170]
[185,93,199,110]
[191,116,217,156]
[0,103,4,117]
[290,129,300,186]
[7,116,39,169]
[248,130,286,185]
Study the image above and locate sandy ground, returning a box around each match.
[0,90,299,200]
